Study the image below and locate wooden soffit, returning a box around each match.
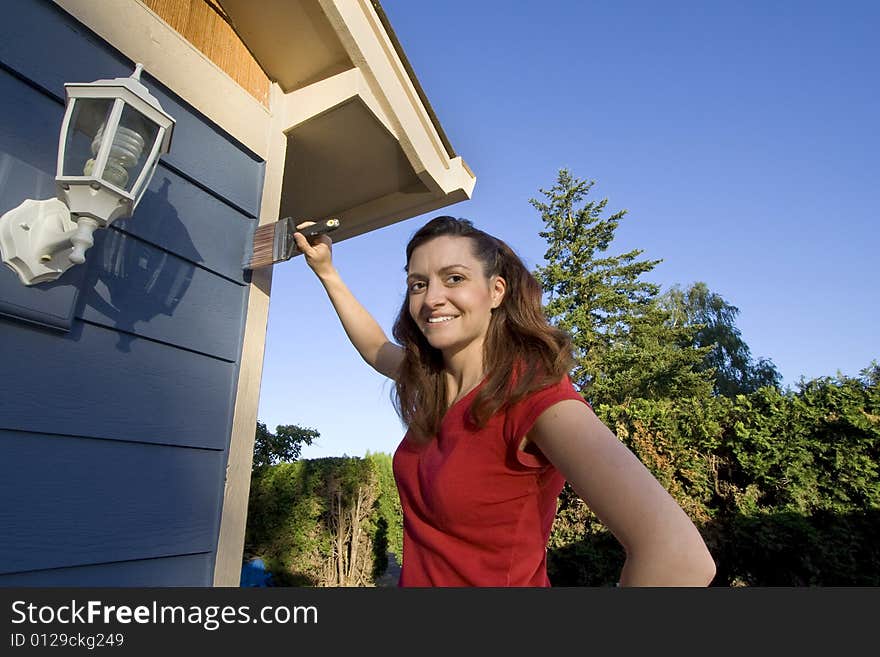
[217,0,475,240]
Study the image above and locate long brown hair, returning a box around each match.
[391,216,574,442]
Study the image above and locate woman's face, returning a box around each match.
[406,235,506,358]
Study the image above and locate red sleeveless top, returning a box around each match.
[392,375,588,586]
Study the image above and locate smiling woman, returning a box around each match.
[291,215,717,587]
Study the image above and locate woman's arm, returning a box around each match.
[527,399,717,586]
[293,225,403,380]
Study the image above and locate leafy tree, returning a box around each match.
[252,421,318,470]
[246,456,397,586]
[548,363,880,586]
[660,282,781,396]
[531,169,712,405]
[366,451,404,568]
[860,360,880,387]
[323,458,380,586]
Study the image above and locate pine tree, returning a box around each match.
[531,169,712,405]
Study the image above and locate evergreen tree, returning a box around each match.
[660,282,781,396]
[531,169,711,405]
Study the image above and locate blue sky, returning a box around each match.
[257,0,879,459]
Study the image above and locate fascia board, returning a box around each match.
[316,0,475,197]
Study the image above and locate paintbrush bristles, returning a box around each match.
[246,222,281,270]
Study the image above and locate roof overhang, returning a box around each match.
[217,0,475,240]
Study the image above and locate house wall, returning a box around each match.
[0,0,263,585]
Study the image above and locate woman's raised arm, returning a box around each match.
[293,224,403,380]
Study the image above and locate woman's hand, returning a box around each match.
[293,221,335,279]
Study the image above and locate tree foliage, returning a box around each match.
[529,168,878,586]
[252,421,318,470]
[366,451,404,573]
[547,367,880,586]
[245,454,403,586]
[659,282,781,396]
[531,169,712,405]
[323,459,380,586]
[245,372,880,586]
[246,456,387,585]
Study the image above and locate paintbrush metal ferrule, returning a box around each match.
[275,217,295,263]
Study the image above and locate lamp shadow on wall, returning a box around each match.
[79,176,201,352]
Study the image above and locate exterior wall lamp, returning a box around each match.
[0,64,175,286]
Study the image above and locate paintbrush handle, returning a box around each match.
[281,218,340,260]
[295,218,340,238]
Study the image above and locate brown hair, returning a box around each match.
[391,216,574,442]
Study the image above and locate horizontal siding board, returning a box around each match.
[148,86,265,217]
[0,0,264,216]
[78,228,247,361]
[0,319,236,450]
[0,65,61,178]
[0,263,86,331]
[0,553,214,587]
[0,0,88,104]
[0,66,85,329]
[115,167,255,284]
[0,430,224,575]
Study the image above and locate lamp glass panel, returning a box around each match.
[99,104,160,193]
[62,97,114,178]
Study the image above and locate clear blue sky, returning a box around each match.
[258,0,879,460]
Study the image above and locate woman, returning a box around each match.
[292,215,716,587]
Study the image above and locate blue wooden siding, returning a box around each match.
[0,0,265,585]
[0,430,226,572]
[0,62,86,329]
[1,320,237,449]
[0,554,215,587]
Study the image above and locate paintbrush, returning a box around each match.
[243,217,340,270]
